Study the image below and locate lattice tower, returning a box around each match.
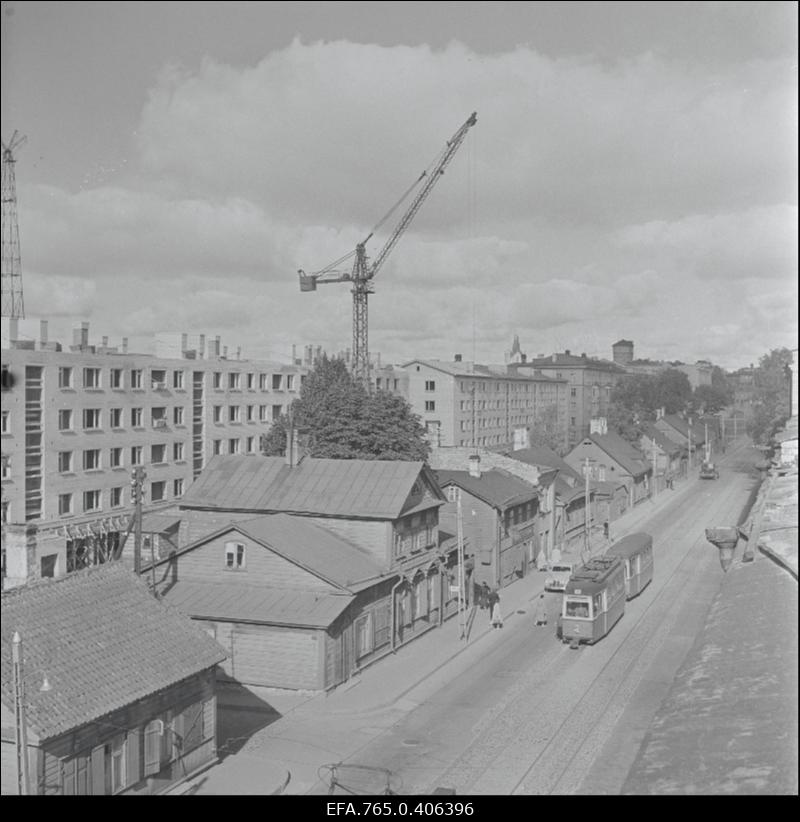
[1,131,26,319]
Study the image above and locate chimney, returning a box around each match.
[181,333,188,353]
[285,424,300,467]
[581,352,587,358]
[223,345,228,359]
[551,353,557,362]
[122,337,128,354]
[454,353,462,362]
[292,344,297,364]
[39,320,48,345]
[565,349,570,356]
[521,353,527,363]
[198,334,205,358]
[7,317,19,342]
[468,453,481,479]
[589,417,608,435]
[72,322,89,348]
[102,336,108,347]
[215,336,221,358]
[236,346,241,360]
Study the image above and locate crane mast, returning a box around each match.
[298,112,477,386]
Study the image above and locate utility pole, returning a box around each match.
[130,467,146,576]
[12,631,30,795]
[687,418,693,472]
[651,443,658,498]
[456,489,467,641]
[705,422,710,462]
[583,457,592,561]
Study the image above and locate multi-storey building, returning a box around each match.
[402,356,568,451]
[0,319,308,588]
[511,350,626,447]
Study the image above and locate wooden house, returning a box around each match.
[1,563,226,795]
[174,455,454,666]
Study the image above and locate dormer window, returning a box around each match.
[225,541,246,570]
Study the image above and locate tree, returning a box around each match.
[261,355,430,461]
[747,347,793,445]
[529,403,567,454]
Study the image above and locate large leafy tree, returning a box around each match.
[261,355,430,461]
[747,347,793,445]
[529,403,568,454]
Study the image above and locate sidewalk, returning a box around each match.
[176,469,702,794]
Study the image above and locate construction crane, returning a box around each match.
[298,111,477,386]
[1,130,26,319]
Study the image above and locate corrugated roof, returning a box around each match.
[436,469,537,509]
[1,563,226,740]
[162,581,353,628]
[181,455,431,519]
[233,514,389,589]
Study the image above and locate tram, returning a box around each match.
[557,556,626,646]
[603,532,654,600]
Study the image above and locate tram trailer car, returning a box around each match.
[603,532,654,600]
[557,556,626,646]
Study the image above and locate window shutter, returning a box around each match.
[61,758,75,796]
[90,745,105,795]
[126,728,141,786]
[143,720,161,776]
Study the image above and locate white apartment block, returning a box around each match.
[0,319,307,588]
[402,356,569,450]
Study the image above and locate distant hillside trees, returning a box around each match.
[260,355,431,461]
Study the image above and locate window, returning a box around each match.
[272,374,282,390]
[58,367,73,388]
[110,407,123,428]
[83,367,101,388]
[425,401,435,411]
[447,485,460,502]
[286,374,295,391]
[83,408,101,430]
[173,370,184,390]
[213,439,222,455]
[130,369,143,389]
[0,456,9,480]
[355,612,373,658]
[246,373,255,390]
[213,405,223,423]
[228,372,240,390]
[131,407,143,427]
[173,405,184,425]
[40,554,57,578]
[151,369,166,389]
[173,441,185,461]
[213,372,222,389]
[130,446,143,466]
[58,493,72,515]
[1,410,8,434]
[246,405,255,422]
[173,478,184,497]
[151,444,166,464]
[106,735,127,794]
[225,541,245,569]
[228,405,240,423]
[58,451,73,473]
[150,480,166,502]
[110,368,123,389]
[110,447,123,468]
[143,719,167,777]
[570,417,576,426]
[110,486,123,508]
[151,408,167,428]
[229,438,240,454]
[83,490,101,512]
[571,388,577,397]
[259,405,268,422]
[425,380,436,391]
[259,374,267,390]
[246,436,255,453]
[83,449,101,470]
[272,405,282,421]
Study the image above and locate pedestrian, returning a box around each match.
[479,581,491,610]
[534,594,548,626]
[603,521,610,541]
[490,592,503,629]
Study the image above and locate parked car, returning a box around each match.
[700,461,719,479]
[544,562,574,592]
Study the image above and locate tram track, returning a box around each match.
[425,441,760,795]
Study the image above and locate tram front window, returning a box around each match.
[565,598,591,618]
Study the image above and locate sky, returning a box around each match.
[1,1,797,370]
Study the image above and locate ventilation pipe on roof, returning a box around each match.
[454,354,462,362]
[468,454,481,479]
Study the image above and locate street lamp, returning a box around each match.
[705,526,741,572]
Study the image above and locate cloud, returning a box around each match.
[14,37,797,371]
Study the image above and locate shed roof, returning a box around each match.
[0,563,226,740]
[161,581,354,628]
[180,455,440,519]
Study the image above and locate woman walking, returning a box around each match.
[490,592,503,629]
[534,593,548,626]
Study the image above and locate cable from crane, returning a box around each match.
[368,170,427,240]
